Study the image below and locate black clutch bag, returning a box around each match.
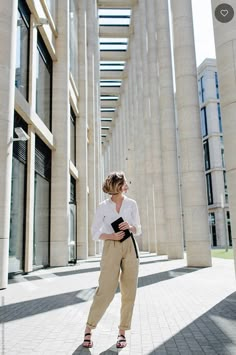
[111,217,131,243]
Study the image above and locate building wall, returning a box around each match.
[197,58,232,248]
[0,0,101,289]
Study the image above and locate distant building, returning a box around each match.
[197,58,232,248]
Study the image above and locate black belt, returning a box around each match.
[130,233,139,259]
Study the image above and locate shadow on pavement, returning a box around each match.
[147,291,236,354]
[72,344,92,354]
[1,266,201,324]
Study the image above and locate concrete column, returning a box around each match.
[211,0,236,273]
[155,0,184,259]
[24,128,35,272]
[87,0,97,256]
[77,0,88,259]
[50,0,70,266]
[170,0,212,266]
[138,0,156,253]
[0,0,17,289]
[133,5,148,251]
[145,0,168,254]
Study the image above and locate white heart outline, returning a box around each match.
[220,9,229,17]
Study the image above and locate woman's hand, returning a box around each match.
[112,231,125,241]
[118,221,130,231]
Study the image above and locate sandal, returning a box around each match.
[116,334,127,348]
[83,332,93,348]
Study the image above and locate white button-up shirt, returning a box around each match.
[91,195,142,241]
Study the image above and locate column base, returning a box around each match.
[186,241,212,267]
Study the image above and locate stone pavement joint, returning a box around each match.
[0,253,236,355]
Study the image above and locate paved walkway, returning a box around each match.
[0,253,236,355]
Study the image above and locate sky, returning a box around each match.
[191,0,216,66]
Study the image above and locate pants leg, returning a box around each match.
[86,240,122,329]
[119,238,139,330]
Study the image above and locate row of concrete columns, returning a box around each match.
[103,0,212,267]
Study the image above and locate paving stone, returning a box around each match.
[0,253,236,354]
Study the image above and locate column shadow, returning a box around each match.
[147,291,236,354]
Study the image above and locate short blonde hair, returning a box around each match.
[102,171,126,195]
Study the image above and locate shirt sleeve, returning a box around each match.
[91,203,106,241]
[132,200,142,236]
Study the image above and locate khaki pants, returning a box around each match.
[86,237,139,330]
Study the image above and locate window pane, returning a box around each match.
[203,140,210,170]
[70,107,76,164]
[217,103,222,133]
[201,107,208,137]
[206,173,213,205]
[15,4,30,99]
[9,158,26,273]
[36,34,52,129]
[34,175,50,266]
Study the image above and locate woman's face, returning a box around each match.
[123,181,129,193]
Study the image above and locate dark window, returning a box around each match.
[217,103,222,133]
[223,171,228,204]
[201,107,208,137]
[36,32,52,130]
[221,148,225,168]
[209,212,217,246]
[206,173,213,205]
[215,72,219,99]
[34,136,51,267]
[203,139,210,170]
[70,107,76,165]
[15,0,30,99]
[226,211,232,246]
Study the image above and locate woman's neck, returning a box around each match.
[111,193,124,203]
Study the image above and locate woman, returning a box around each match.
[83,171,141,349]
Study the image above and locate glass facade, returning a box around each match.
[9,113,28,273]
[15,1,30,99]
[36,32,52,129]
[33,136,51,267]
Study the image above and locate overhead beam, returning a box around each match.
[99,25,130,38]
[100,70,124,80]
[100,50,128,61]
[98,0,136,8]
[100,86,121,95]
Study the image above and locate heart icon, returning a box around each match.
[220,9,229,17]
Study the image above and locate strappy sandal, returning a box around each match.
[116,334,127,348]
[82,332,93,348]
